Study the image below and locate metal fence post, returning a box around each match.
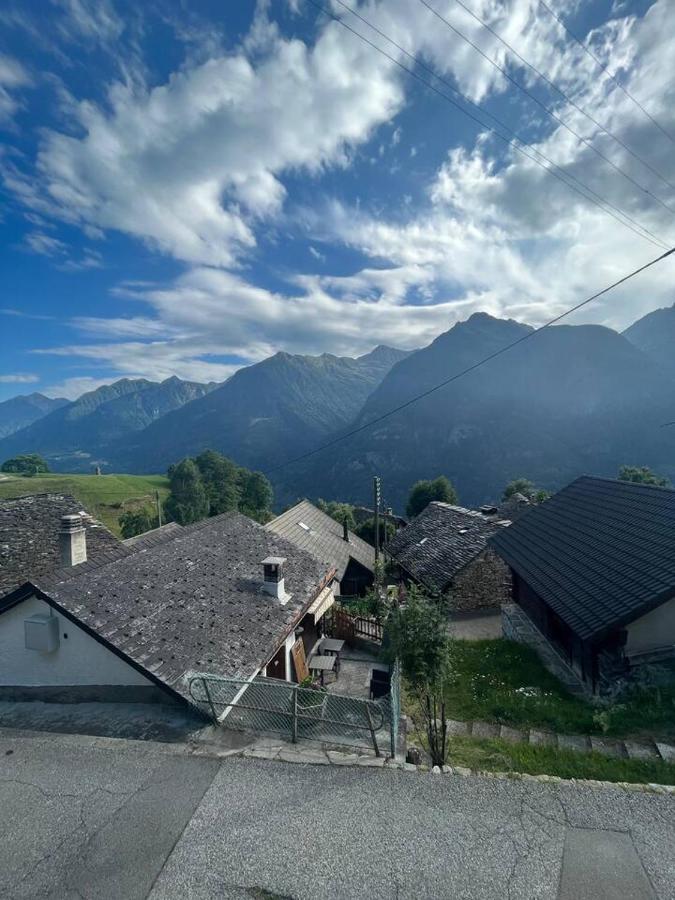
[202,677,218,723]
[365,702,380,757]
[291,685,299,743]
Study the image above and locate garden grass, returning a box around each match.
[0,472,170,535]
[412,638,675,742]
[445,734,675,786]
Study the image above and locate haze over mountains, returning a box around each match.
[2,305,675,509]
[0,393,68,439]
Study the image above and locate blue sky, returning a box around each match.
[1,0,674,401]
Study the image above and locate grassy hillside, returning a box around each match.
[0,472,169,536]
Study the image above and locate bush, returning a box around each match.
[1,454,50,475]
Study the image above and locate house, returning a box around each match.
[0,492,121,597]
[489,476,675,695]
[265,500,375,596]
[0,510,335,706]
[387,502,512,611]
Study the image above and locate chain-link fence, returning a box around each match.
[188,671,400,756]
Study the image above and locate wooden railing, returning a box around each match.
[326,606,384,644]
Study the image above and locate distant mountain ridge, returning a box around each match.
[277,312,675,508]
[623,303,675,378]
[109,346,411,473]
[0,376,217,471]
[0,393,68,440]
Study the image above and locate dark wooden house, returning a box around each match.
[490,476,675,694]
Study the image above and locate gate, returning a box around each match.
[188,673,398,756]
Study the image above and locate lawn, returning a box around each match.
[445,735,675,786]
[432,638,675,741]
[0,472,170,536]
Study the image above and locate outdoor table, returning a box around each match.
[307,654,336,686]
[318,637,345,674]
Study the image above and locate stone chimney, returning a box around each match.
[262,556,288,602]
[343,519,349,542]
[59,514,87,567]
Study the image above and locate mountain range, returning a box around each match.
[2,304,675,509]
[0,393,68,440]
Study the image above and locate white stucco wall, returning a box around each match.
[0,595,152,687]
[625,596,675,655]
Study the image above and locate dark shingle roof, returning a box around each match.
[24,512,332,700]
[388,502,503,592]
[489,476,675,641]
[265,500,375,580]
[0,492,121,596]
[122,521,182,547]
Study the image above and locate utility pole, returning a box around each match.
[156,490,163,528]
[373,476,381,565]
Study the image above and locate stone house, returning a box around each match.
[490,476,675,695]
[0,509,335,707]
[386,502,512,611]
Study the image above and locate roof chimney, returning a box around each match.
[261,556,290,603]
[343,519,349,542]
[59,514,87,567]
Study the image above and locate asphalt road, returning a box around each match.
[0,730,673,900]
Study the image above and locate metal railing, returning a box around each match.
[188,673,395,755]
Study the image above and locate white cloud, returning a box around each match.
[0,53,31,123]
[0,373,39,384]
[41,375,122,400]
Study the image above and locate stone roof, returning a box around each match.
[388,502,504,592]
[265,500,375,580]
[16,512,333,702]
[122,521,182,547]
[490,476,675,641]
[0,492,121,597]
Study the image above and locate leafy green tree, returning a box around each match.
[119,507,159,539]
[502,478,550,502]
[316,499,356,530]
[385,585,451,767]
[164,458,209,525]
[618,465,670,487]
[406,476,458,518]
[354,516,395,549]
[239,470,274,518]
[1,454,50,475]
[194,449,241,514]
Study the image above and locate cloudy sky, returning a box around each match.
[1,0,674,400]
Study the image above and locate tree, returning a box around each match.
[354,517,395,549]
[119,507,159,539]
[1,454,50,476]
[316,499,356,531]
[502,477,550,503]
[239,470,274,518]
[406,476,458,518]
[194,449,241,515]
[385,585,451,768]
[618,465,669,487]
[164,458,209,525]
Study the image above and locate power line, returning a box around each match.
[447,0,675,192]
[265,245,675,475]
[313,0,669,250]
[538,0,675,148]
[417,0,675,217]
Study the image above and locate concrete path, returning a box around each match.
[449,610,502,640]
[1,728,673,900]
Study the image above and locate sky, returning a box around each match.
[0,0,674,401]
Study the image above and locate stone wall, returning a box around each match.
[449,549,512,613]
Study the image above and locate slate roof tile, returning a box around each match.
[21,511,333,701]
[489,476,675,640]
[265,500,375,580]
[0,492,121,596]
[387,502,503,592]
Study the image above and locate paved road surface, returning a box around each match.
[0,730,673,900]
